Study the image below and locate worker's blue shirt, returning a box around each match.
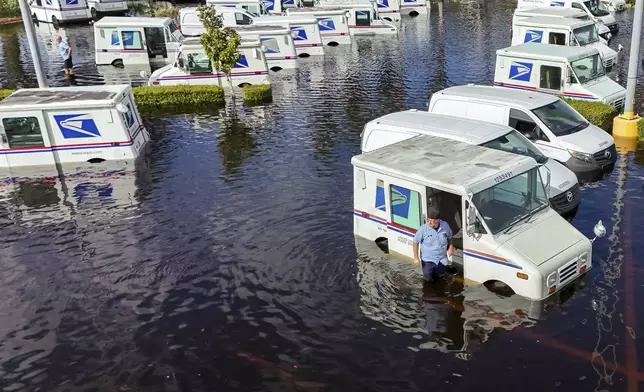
[413,221,453,265]
[59,41,70,60]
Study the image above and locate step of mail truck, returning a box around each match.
[494,43,626,111]
[253,15,325,56]
[147,37,270,87]
[516,0,618,37]
[512,7,611,42]
[427,85,617,182]
[233,25,298,70]
[285,7,352,45]
[94,16,184,67]
[361,110,580,216]
[352,134,604,300]
[0,85,149,169]
[512,16,618,72]
[317,0,397,35]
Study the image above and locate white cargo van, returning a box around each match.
[427,85,617,181]
[494,43,626,110]
[94,17,184,67]
[87,0,128,19]
[233,25,297,70]
[512,7,611,42]
[0,85,149,169]
[148,37,270,87]
[317,0,397,35]
[253,15,324,56]
[511,17,618,72]
[352,134,605,300]
[361,110,581,215]
[516,0,618,37]
[29,0,91,24]
[285,7,352,45]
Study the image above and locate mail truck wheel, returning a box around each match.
[91,7,98,19]
[409,10,419,16]
[51,16,59,26]
[484,280,515,298]
[327,41,339,47]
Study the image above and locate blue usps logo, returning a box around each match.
[509,61,533,82]
[54,114,101,139]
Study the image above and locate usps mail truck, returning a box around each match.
[148,37,270,87]
[233,25,298,70]
[516,0,618,37]
[285,7,352,45]
[512,7,611,42]
[494,43,626,111]
[253,15,325,56]
[511,17,619,72]
[0,85,149,169]
[318,0,397,35]
[94,17,185,67]
[87,0,128,19]
[29,0,91,24]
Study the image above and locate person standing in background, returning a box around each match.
[55,35,73,78]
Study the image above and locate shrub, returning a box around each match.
[0,89,15,100]
[132,85,225,112]
[153,6,179,20]
[638,118,644,140]
[241,84,272,105]
[0,0,20,17]
[564,98,617,132]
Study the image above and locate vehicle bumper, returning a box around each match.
[563,154,617,182]
[605,23,619,34]
[549,184,581,216]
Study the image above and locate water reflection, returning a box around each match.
[0,161,146,228]
[355,236,589,357]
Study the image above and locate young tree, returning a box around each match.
[196,5,241,91]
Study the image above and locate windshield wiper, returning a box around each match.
[503,204,547,234]
[503,216,524,234]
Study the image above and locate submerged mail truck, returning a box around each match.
[94,17,184,67]
[512,7,611,42]
[352,134,605,300]
[148,37,270,87]
[29,0,91,24]
[361,110,581,216]
[516,0,618,36]
[253,15,325,56]
[0,85,149,169]
[285,7,352,45]
[494,43,626,111]
[511,17,618,72]
[318,0,397,35]
[232,25,297,70]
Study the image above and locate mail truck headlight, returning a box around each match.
[547,272,558,287]
[568,149,593,163]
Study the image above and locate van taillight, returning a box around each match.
[177,25,182,31]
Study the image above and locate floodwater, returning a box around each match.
[1,1,644,391]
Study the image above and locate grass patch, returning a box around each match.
[564,98,617,133]
[132,85,225,112]
[241,84,272,105]
[0,89,15,100]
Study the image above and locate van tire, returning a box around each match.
[238,83,251,88]
[297,53,310,58]
[111,59,124,67]
[375,237,388,253]
[484,280,515,298]
[409,10,419,16]
[269,66,282,72]
[327,41,339,47]
[87,158,106,164]
[91,7,98,19]
[51,15,58,26]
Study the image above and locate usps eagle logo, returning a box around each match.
[509,61,533,82]
[54,114,101,139]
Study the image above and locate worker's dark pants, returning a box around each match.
[421,261,446,282]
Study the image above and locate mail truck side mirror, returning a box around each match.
[466,203,476,237]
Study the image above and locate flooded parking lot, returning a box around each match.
[1,0,644,391]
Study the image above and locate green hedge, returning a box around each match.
[0,85,225,113]
[0,0,20,17]
[132,85,225,112]
[241,84,272,105]
[564,98,617,133]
